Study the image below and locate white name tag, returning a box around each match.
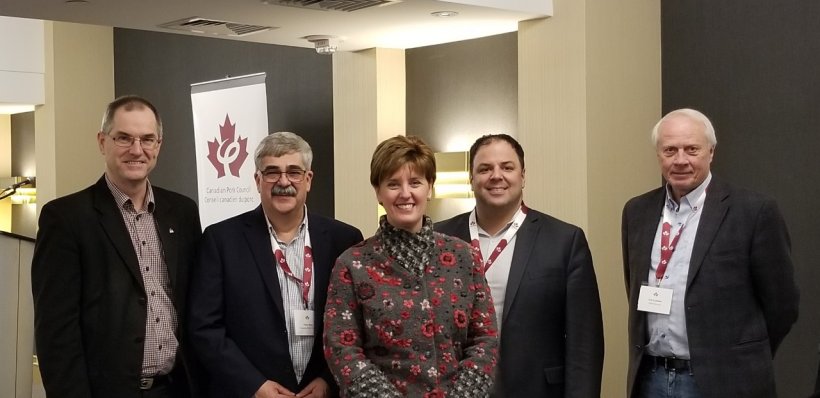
[293,309,315,336]
[637,285,673,315]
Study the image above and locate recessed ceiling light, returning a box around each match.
[431,11,459,18]
[65,0,89,3]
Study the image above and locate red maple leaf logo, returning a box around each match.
[206,114,249,178]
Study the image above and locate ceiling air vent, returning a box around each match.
[268,0,401,12]
[159,17,274,37]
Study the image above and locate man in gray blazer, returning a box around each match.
[622,108,799,398]
[435,134,604,397]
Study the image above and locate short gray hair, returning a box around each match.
[651,108,717,147]
[254,132,313,170]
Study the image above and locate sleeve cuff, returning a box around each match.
[347,367,402,398]
[449,365,493,398]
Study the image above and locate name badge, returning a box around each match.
[293,309,315,336]
[637,285,673,315]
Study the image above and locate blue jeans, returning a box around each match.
[636,359,702,398]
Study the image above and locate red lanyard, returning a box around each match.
[271,230,313,307]
[655,222,683,285]
[655,187,707,286]
[469,205,528,273]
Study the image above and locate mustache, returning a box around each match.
[271,185,297,197]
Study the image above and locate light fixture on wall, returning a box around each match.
[0,177,36,204]
[433,152,472,199]
[304,35,339,54]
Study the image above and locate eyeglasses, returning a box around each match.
[258,169,307,183]
[108,134,161,149]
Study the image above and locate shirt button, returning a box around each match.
[156,317,160,323]
[414,285,421,291]
[158,345,162,350]
[151,291,156,296]
[145,267,150,272]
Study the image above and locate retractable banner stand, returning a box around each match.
[191,73,268,230]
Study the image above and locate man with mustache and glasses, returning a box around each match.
[188,132,363,398]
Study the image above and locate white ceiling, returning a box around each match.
[0,0,549,51]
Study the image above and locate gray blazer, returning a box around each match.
[622,177,799,398]
[436,208,604,398]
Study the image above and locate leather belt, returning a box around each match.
[139,374,171,390]
[647,355,691,371]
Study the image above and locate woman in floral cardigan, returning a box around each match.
[324,135,498,398]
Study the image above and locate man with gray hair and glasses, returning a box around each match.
[32,95,202,397]
[188,132,363,398]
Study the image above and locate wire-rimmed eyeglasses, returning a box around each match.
[108,133,161,149]
[258,169,307,183]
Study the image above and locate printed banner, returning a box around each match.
[191,73,268,229]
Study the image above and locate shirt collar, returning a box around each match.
[105,174,155,212]
[264,205,309,244]
[476,206,524,238]
[665,172,711,212]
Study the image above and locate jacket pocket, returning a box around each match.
[543,366,565,384]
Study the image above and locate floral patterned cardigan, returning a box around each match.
[323,217,498,398]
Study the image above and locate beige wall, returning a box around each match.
[35,21,114,211]
[519,0,660,394]
[333,48,405,237]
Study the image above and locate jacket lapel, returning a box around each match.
[244,206,287,321]
[92,177,144,289]
[502,212,539,327]
[686,179,730,287]
[153,192,179,292]
[635,189,667,286]
[308,214,331,335]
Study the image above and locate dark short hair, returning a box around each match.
[370,135,436,187]
[469,134,525,171]
[99,95,163,137]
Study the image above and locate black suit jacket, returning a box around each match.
[188,206,363,398]
[622,177,799,398]
[31,176,202,398]
[435,209,604,398]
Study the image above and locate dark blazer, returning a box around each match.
[435,208,604,398]
[31,176,202,398]
[622,177,799,398]
[187,206,363,398]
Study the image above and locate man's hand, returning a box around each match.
[296,377,330,398]
[254,380,296,398]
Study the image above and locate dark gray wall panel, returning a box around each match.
[406,33,517,152]
[662,2,820,396]
[114,28,335,217]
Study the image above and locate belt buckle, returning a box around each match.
[139,377,154,390]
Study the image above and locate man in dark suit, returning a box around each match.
[31,95,202,398]
[622,108,799,398]
[188,132,362,398]
[435,134,604,397]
